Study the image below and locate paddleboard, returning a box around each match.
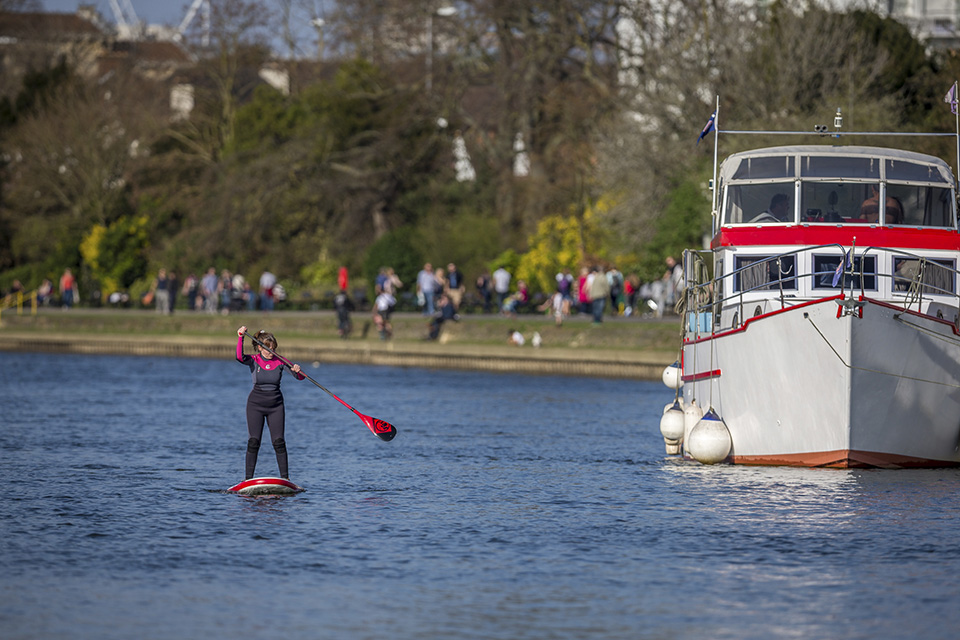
[227,477,305,496]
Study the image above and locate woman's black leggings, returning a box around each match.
[245,390,288,479]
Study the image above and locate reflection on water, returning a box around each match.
[1,351,959,639]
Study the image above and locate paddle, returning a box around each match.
[243,330,398,442]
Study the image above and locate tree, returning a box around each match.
[169,0,273,164]
[328,0,624,242]
[462,0,622,239]
[599,1,913,252]
[1,66,164,286]
[362,226,425,298]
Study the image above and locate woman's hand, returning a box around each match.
[291,363,302,374]
[237,325,247,337]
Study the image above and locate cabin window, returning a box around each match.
[813,255,877,290]
[886,184,954,227]
[731,156,795,180]
[800,156,880,179]
[734,255,797,292]
[725,184,795,224]
[892,258,956,295]
[885,159,949,183]
[799,182,874,223]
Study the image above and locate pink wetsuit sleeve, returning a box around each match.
[236,334,245,361]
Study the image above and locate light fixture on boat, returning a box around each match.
[662,360,682,390]
[660,399,685,454]
[687,408,732,465]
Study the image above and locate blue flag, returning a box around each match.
[945,84,958,115]
[831,250,851,287]
[697,111,716,145]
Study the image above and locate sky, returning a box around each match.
[40,0,334,57]
[42,1,195,27]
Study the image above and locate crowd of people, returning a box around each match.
[0,272,71,308]
[473,257,686,326]
[139,267,286,315]
[350,257,687,343]
[3,257,687,332]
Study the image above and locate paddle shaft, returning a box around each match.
[242,330,397,441]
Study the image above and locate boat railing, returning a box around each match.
[682,246,960,333]
[859,246,960,314]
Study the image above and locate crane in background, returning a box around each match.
[176,0,210,47]
[107,0,140,38]
[105,0,210,47]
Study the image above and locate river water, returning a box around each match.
[2,351,959,639]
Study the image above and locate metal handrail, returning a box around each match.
[683,246,960,329]
[0,290,38,326]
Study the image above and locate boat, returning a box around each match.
[660,102,960,468]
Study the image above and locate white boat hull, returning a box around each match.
[682,297,960,467]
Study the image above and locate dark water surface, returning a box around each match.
[2,351,960,639]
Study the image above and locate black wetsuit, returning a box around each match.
[236,336,304,479]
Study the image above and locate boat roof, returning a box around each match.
[719,145,955,185]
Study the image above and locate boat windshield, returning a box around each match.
[725,183,796,224]
[798,181,953,226]
[721,148,956,228]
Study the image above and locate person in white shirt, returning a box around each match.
[492,266,512,311]
[259,270,277,311]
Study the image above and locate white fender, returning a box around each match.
[660,400,685,441]
[688,408,731,464]
[662,360,682,390]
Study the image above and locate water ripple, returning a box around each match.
[1,353,959,639]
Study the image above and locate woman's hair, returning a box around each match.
[255,330,277,349]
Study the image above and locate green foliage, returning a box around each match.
[324,59,393,150]
[514,214,585,293]
[635,179,711,282]
[7,210,83,279]
[362,226,425,296]
[849,10,932,113]
[229,85,308,154]
[2,5,958,305]
[410,189,503,280]
[300,257,339,289]
[79,216,150,295]
[0,59,71,129]
[488,249,520,279]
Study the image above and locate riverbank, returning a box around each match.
[0,307,681,379]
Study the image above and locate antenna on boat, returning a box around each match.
[711,95,720,236]
[952,81,960,188]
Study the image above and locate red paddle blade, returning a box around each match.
[359,413,398,441]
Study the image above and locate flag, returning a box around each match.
[696,111,716,145]
[945,84,957,115]
[831,250,851,288]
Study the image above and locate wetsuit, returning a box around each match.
[236,336,305,479]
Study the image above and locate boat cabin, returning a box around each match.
[701,145,960,332]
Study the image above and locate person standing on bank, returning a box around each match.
[236,326,305,480]
[150,268,170,315]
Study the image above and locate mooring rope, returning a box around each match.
[805,313,960,389]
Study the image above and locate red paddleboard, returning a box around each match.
[227,477,305,496]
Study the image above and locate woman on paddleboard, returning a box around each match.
[236,326,305,479]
